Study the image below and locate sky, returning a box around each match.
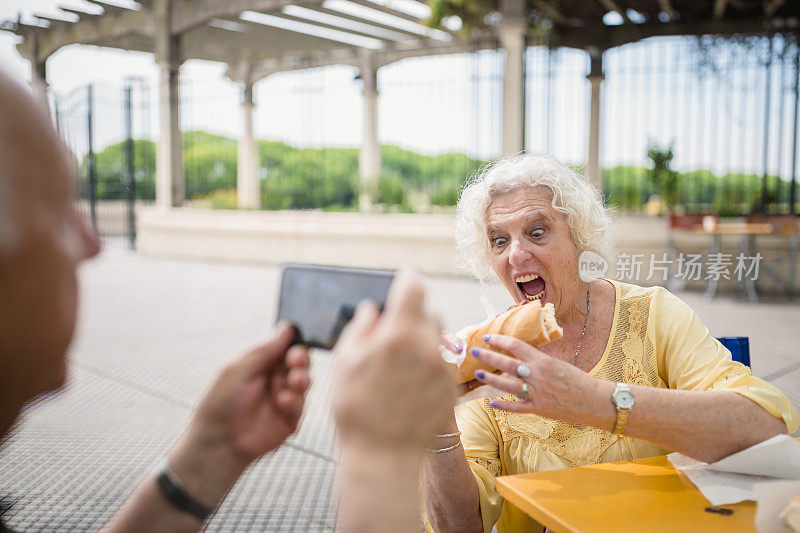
[2,0,797,178]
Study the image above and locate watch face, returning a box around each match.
[615,390,635,409]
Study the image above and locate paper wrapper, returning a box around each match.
[667,434,800,532]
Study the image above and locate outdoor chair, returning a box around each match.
[664,213,720,291]
[744,214,798,296]
[717,336,750,367]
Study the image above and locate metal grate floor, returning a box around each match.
[1,249,798,531]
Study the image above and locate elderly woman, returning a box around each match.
[421,154,798,533]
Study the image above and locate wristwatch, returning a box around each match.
[611,382,635,435]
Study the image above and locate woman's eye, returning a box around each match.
[531,228,544,239]
[491,237,507,248]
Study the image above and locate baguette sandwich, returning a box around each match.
[454,300,563,384]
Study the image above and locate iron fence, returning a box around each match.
[596,34,799,215]
[54,79,154,246]
[51,33,800,218]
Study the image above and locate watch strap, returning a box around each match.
[612,405,631,435]
[155,458,213,521]
[612,382,632,436]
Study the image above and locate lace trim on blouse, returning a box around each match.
[708,362,752,388]
[470,457,502,477]
[490,396,620,467]
[484,283,660,467]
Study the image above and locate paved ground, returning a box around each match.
[1,248,798,531]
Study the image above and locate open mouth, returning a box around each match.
[515,274,545,302]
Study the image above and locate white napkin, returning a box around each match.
[440,295,506,405]
[667,435,800,506]
[667,435,800,532]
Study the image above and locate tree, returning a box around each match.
[425,0,499,36]
[89,139,156,200]
[646,142,680,213]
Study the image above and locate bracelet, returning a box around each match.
[425,441,463,454]
[155,458,214,521]
[434,431,462,439]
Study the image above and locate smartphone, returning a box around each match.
[276,263,395,350]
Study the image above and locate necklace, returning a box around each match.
[571,282,590,366]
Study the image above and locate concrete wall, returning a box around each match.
[137,208,459,275]
[137,208,799,294]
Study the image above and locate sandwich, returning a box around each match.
[454,300,563,384]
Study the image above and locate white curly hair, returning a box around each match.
[455,153,613,281]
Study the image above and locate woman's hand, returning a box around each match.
[470,333,604,425]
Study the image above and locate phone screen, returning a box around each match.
[276,264,395,349]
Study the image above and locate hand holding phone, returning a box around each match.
[276,264,395,349]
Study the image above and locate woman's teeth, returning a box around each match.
[514,274,544,301]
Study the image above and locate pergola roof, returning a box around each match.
[1,0,473,82]
[2,0,798,83]
[546,0,800,49]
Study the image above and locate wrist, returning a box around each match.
[588,379,617,432]
[167,423,251,510]
[340,437,423,482]
[337,436,424,533]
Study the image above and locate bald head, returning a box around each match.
[0,70,73,253]
[0,70,100,434]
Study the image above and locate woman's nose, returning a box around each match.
[507,239,532,265]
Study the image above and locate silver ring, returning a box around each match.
[516,364,532,378]
[516,382,530,401]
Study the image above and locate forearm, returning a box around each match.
[337,440,425,533]
[420,418,483,533]
[102,425,249,533]
[587,381,787,463]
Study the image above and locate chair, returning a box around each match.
[717,336,750,367]
[744,214,798,295]
[664,213,719,290]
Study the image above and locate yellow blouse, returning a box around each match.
[425,280,799,533]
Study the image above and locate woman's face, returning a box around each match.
[485,186,581,314]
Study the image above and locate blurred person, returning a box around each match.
[0,68,459,533]
[0,70,311,533]
[422,154,799,533]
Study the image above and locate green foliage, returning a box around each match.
[429,177,462,207]
[87,139,156,200]
[377,172,407,206]
[604,163,791,215]
[646,142,680,212]
[380,144,481,207]
[183,131,238,198]
[261,148,359,209]
[90,131,793,215]
[425,0,499,35]
[603,166,653,208]
[197,188,239,209]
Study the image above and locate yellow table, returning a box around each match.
[495,454,756,533]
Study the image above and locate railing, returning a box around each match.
[54,79,154,245]
[51,33,800,223]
